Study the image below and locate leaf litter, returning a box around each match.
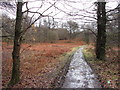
[2,40,84,88]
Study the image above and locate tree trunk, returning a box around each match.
[118,4,120,89]
[118,4,120,32]
[84,30,89,44]
[96,1,106,60]
[69,29,72,39]
[8,2,23,86]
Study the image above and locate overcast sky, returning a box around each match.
[1,0,119,26]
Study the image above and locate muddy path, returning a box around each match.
[62,47,101,88]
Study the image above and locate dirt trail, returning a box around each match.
[62,47,101,88]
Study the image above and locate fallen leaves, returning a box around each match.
[2,40,83,88]
[83,45,119,88]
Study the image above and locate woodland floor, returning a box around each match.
[2,40,119,88]
[2,40,84,88]
[83,45,119,88]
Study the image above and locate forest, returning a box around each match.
[0,0,119,89]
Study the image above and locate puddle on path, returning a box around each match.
[62,47,101,88]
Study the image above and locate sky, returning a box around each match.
[1,0,119,27]
[22,0,118,26]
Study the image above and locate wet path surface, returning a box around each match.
[62,47,101,88]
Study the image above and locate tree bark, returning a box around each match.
[118,4,120,38]
[84,30,89,44]
[69,29,72,39]
[96,2,106,60]
[8,2,23,86]
[118,4,120,89]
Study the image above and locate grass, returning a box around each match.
[82,45,119,88]
[51,46,80,88]
[83,47,95,61]
[58,46,80,69]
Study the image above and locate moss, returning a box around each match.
[58,46,80,70]
[82,47,95,62]
[51,46,80,88]
[82,46,119,88]
[59,46,80,61]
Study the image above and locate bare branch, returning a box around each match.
[19,1,57,39]
[88,29,97,37]
[106,5,119,13]
[48,2,72,16]
[69,13,97,20]
[22,1,43,13]
[41,2,56,14]
[20,15,41,39]
[107,18,118,21]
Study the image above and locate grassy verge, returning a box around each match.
[82,46,118,88]
[51,46,80,88]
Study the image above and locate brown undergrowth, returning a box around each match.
[2,40,84,88]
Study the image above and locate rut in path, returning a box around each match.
[62,47,101,88]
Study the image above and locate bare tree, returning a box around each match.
[67,20,79,39]
[0,0,57,86]
[118,4,120,43]
[2,14,15,38]
[95,1,106,60]
[118,3,120,89]
[8,1,23,86]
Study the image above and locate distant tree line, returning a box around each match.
[2,14,82,43]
